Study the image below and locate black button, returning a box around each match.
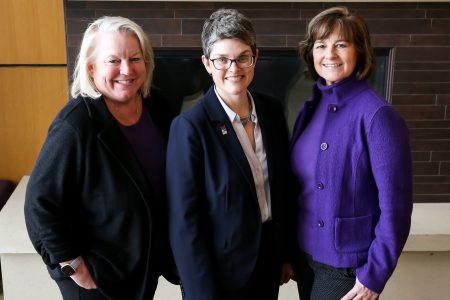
[316,182,324,190]
[318,220,324,227]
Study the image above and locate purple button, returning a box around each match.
[316,182,324,190]
[328,105,338,112]
[318,220,324,227]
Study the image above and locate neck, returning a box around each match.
[105,95,142,126]
[220,93,251,118]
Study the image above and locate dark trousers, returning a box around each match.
[219,221,282,300]
[295,252,356,300]
[55,279,108,300]
[55,273,159,300]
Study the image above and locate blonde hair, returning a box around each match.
[70,16,154,99]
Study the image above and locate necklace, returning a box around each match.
[239,101,253,126]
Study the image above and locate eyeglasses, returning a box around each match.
[209,55,255,70]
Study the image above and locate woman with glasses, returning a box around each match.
[166,8,295,300]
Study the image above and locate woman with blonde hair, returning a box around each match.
[25,16,177,299]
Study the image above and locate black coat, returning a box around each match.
[166,87,295,299]
[24,88,177,300]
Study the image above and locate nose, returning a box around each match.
[325,46,337,58]
[228,60,239,71]
[120,60,131,75]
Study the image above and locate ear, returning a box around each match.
[202,55,213,75]
[87,63,94,77]
[253,48,259,65]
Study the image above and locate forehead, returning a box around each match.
[94,31,141,53]
[314,23,352,42]
[209,38,252,55]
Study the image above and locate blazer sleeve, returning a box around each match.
[166,115,220,300]
[356,105,413,293]
[24,118,83,266]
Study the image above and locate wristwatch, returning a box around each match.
[60,256,82,276]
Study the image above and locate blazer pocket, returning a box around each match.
[334,215,372,253]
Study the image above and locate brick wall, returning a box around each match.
[64,1,450,203]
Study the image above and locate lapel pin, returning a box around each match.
[220,125,227,135]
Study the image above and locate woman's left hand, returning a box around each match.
[279,263,294,285]
[341,278,379,300]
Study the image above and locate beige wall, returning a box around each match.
[0,0,68,183]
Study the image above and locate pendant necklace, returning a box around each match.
[239,101,253,126]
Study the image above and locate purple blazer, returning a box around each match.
[290,76,413,293]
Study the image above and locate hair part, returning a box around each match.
[70,16,154,99]
[299,6,374,81]
[201,8,257,58]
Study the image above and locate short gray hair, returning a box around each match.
[70,16,154,99]
[201,9,257,58]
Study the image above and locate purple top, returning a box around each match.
[119,106,166,203]
[290,76,413,293]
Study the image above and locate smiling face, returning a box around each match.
[312,26,357,86]
[202,38,258,102]
[88,31,146,104]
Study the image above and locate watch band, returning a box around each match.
[60,256,82,276]
[70,256,82,269]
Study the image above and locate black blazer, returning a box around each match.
[24,88,176,300]
[166,86,294,300]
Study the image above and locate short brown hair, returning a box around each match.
[299,6,374,81]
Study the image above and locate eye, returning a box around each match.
[314,43,325,49]
[216,57,229,64]
[105,58,120,64]
[336,43,348,48]
[237,55,250,63]
[130,57,143,62]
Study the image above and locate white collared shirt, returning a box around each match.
[214,87,272,222]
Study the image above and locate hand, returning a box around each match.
[341,278,379,300]
[71,259,97,290]
[279,263,294,285]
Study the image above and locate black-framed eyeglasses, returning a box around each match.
[209,55,255,70]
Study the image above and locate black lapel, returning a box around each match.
[201,87,256,196]
[84,97,153,204]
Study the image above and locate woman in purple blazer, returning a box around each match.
[290,7,413,300]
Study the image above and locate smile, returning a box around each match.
[115,79,134,85]
[323,63,342,68]
[225,75,244,80]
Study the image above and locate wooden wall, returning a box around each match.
[0,0,68,184]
